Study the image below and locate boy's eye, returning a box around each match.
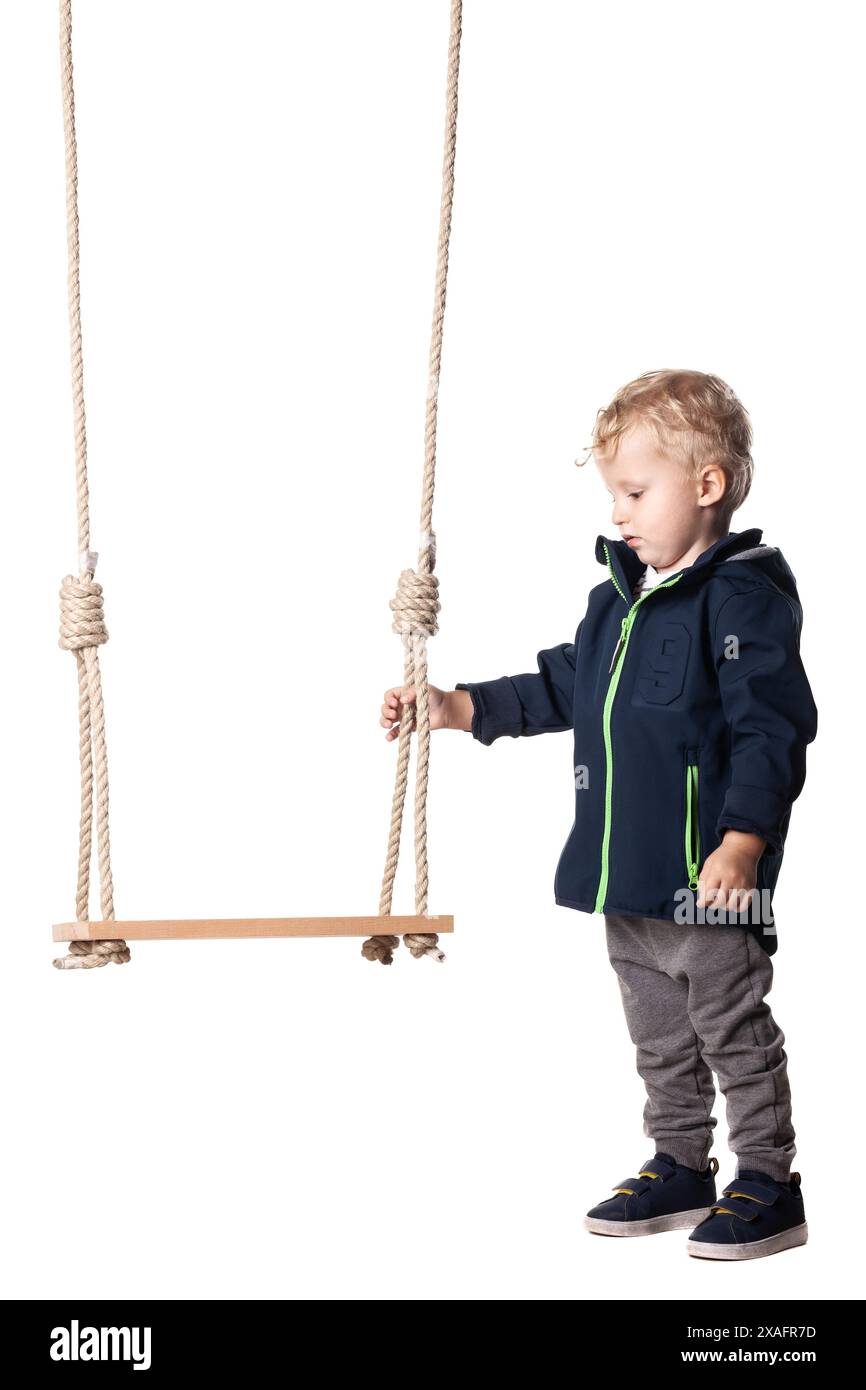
[627,491,643,500]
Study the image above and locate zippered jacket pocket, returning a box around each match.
[684,749,701,891]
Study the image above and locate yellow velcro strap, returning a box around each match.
[711,1206,737,1215]
[638,1170,660,1179]
[723,1190,769,1203]
[613,1187,635,1195]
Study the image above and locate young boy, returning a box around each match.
[380,369,818,1261]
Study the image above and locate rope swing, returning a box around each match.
[52,0,463,969]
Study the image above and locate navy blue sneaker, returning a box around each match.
[584,1152,719,1236]
[687,1170,808,1260]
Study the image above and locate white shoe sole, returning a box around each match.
[584,1206,715,1237]
[687,1221,808,1260]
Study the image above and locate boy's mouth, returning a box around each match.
[622,534,642,547]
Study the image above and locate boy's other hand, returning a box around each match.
[381,684,448,741]
[697,830,767,916]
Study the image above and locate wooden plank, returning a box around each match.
[52,915,454,942]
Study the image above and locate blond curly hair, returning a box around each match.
[577,369,754,521]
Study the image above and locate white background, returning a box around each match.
[1,0,861,1300]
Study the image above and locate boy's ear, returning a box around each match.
[698,464,727,508]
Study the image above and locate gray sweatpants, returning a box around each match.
[604,912,796,1183]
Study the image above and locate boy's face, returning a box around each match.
[594,420,725,572]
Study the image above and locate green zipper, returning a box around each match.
[685,756,701,891]
[593,543,684,912]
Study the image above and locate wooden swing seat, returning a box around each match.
[53,915,454,942]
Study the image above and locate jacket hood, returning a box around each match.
[595,527,802,606]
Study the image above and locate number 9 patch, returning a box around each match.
[630,622,691,706]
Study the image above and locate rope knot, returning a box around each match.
[59,573,108,652]
[389,568,440,638]
[402,932,445,962]
[53,938,131,970]
[361,933,400,966]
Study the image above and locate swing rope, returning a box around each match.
[54,0,128,970]
[364,0,463,966]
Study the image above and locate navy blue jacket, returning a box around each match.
[456,528,818,955]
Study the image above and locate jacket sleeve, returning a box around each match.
[713,588,818,852]
[455,623,581,746]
